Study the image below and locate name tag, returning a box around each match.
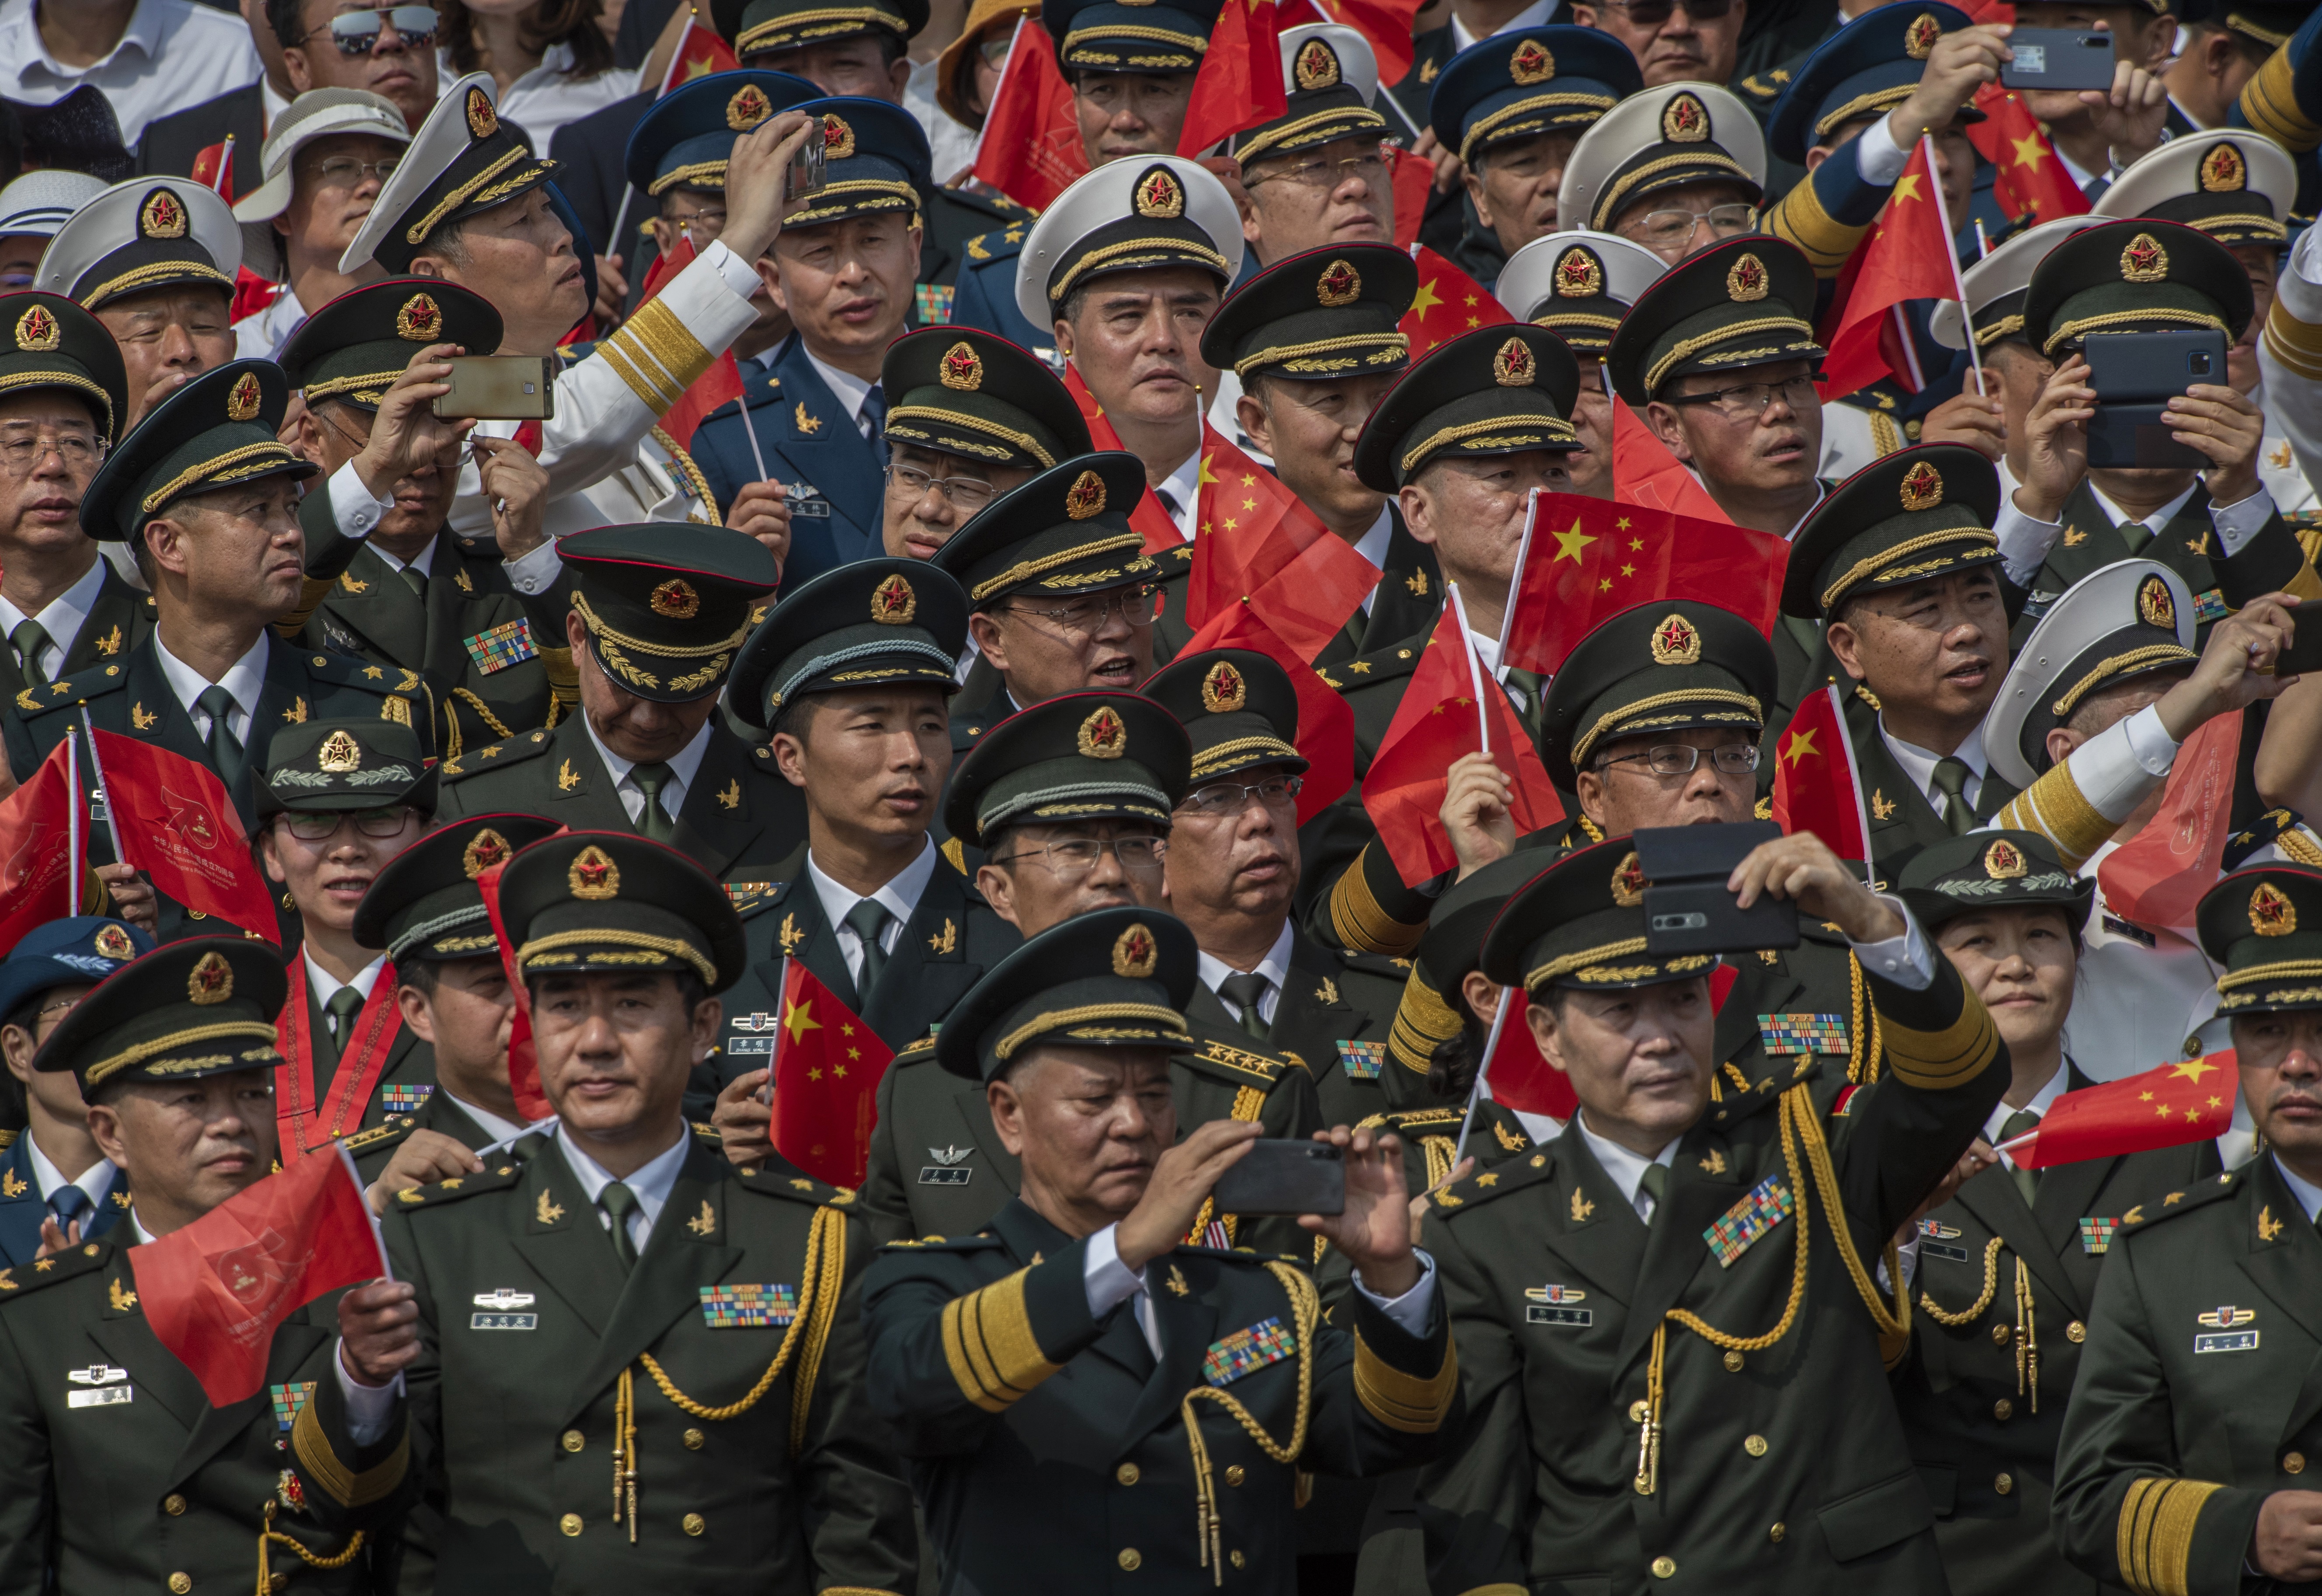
[1337,1041,1385,1081]
[1204,1317,1297,1387]
[918,1166,972,1186]
[471,1312,538,1330]
[1527,1305,1592,1327]
[1705,1175,1795,1267]
[700,1284,795,1328]
[463,618,538,676]
[789,486,831,518]
[1922,1241,1971,1263]
[67,1386,131,1409]
[2195,1331,2259,1354]
[726,1036,775,1055]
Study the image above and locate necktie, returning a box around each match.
[1930,756,1974,836]
[2116,520,2152,554]
[47,1183,90,1235]
[861,382,889,465]
[1998,1110,2042,1205]
[398,564,426,600]
[10,618,50,691]
[1153,488,1183,520]
[1218,971,1270,1040]
[1638,1160,1668,1221]
[598,1180,641,1270]
[322,985,366,1068]
[845,898,893,1003]
[1505,667,1547,741]
[195,685,244,784]
[630,762,678,841]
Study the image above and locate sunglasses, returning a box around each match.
[1589,0,1736,24]
[309,5,440,55]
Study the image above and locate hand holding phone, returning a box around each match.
[1999,27,2115,91]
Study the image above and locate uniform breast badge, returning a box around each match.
[1524,1285,1590,1327]
[1336,1040,1386,1081]
[699,1283,797,1327]
[2194,1305,2258,1354]
[919,1146,973,1186]
[66,1364,132,1409]
[472,1289,538,1330]
[1915,1218,1970,1262]
[1704,1176,1795,1267]
[2076,1216,2119,1256]
[1203,1317,1298,1386]
[462,618,538,675]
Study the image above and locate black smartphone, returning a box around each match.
[1211,1140,1345,1217]
[1633,820,1801,958]
[2272,608,2322,678]
[2084,329,2230,401]
[2001,28,2116,91]
[2084,400,2207,470]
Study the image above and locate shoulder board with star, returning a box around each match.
[1425,1145,1561,1217]
[1158,542,1194,571]
[14,657,131,717]
[724,877,796,920]
[1321,636,1427,695]
[1737,73,1780,100]
[962,226,1027,265]
[389,1161,525,1210]
[880,1231,1007,1253]
[0,1238,118,1301]
[690,1121,724,1146]
[563,338,601,361]
[1188,1036,1289,1085]
[302,651,420,696]
[2116,1169,2243,1237]
[340,1118,415,1155]
[733,1160,856,1209]
[438,728,555,781]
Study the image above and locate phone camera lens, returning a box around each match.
[2190,352,2212,375]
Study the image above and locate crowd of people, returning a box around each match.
[5,0,2322,1592]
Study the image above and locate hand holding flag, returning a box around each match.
[772,960,896,1188]
[1995,1053,2238,1169]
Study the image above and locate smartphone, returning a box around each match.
[2001,28,2117,91]
[2273,610,2322,677]
[432,355,555,421]
[2084,329,2230,402]
[1633,820,1801,959]
[2085,400,2206,469]
[1211,1140,1345,1218]
[784,121,827,202]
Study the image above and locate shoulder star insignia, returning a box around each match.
[1346,660,1371,673]
[32,1258,51,1271]
[362,666,383,680]
[795,402,821,435]
[686,1199,715,1236]
[2163,1190,2183,1204]
[791,1177,813,1190]
[131,701,157,731]
[557,759,580,791]
[283,697,306,723]
[1871,788,1898,820]
[1475,1172,1498,1186]
[536,1191,565,1225]
[1570,1187,1595,1222]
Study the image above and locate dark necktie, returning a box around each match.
[1998,1110,2041,1205]
[10,619,50,691]
[630,762,677,842]
[398,564,426,600]
[47,1183,90,1235]
[322,985,366,1069]
[195,685,244,785]
[861,382,889,466]
[845,898,893,1004]
[1931,756,1974,836]
[2116,520,2152,554]
[1218,971,1271,1041]
[1505,667,1547,741]
[598,1180,640,1270]
[1638,1160,1668,1222]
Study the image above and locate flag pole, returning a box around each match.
[1451,989,1515,1166]
[65,734,78,917]
[1922,132,1985,397]
[761,955,789,1107]
[211,135,235,198]
[1500,486,1542,649]
[77,711,125,864]
[1447,580,1490,754]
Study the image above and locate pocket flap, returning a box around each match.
[1818,1469,1935,1562]
[1915,1463,1958,1516]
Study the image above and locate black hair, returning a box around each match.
[766,692,825,749]
[441,0,618,80]
[396,955,445,1000]
[266,0,304,46]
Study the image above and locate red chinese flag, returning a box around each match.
[191,138,235,201]
[632,231,746,449]
[1608,395,1732,522]
[1177,604,1358,822]
[2098,710,2241,933]
[471,859,556,1122]
[1481,1014,1577,1120]
[771,959,895,1189]
[2000,1054,2238,1169]
[1305,0,1425,84]
[1187,423,1380,658]
[92,730,280,944]
[1769,684,1873,861]
[1401,244,1512,358]
[973,17,1091,212]
[1500,493,1787,677]
[1363,603,1564,885]
[1061,363,1187,551]
[0,739,80,948]
[1967,85,2091,225]
[660,17,740,93]
[129,1146,385,1407]
[1178,0,1286,155]
[1817,140,1963,402]
[1390,148,1432,248]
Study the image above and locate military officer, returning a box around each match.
[256,719,441,1150]
[1555,83,1769,266]
[431,526,806,877]
[1413,830,2008,1593]
[343,812,565,1201]
[316,831,918,1594]
[1144,648,1402,1126]
[1232,26,1399,270]
[861,905,1457,1590]
[2,360,424,932]
[0,937,414,1596]
[2051,862,2322,1593]
[0,917,151,1265]
[1890,829,2220,1596]
[275,278,574,756]
[1494,230,1666,502]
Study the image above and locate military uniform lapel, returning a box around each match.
[247,636,323,790]
[1954,1165,2085,1318]
[56,566,140,678]
[1267,937,1363,1075]
[1357,507,1438,652]
[2236,1159,2322,1332]
[1122,1261,1221,1447]
[670,731,759,876]
[768,876,855,1013]
[168,1315,329,1489]
[2037,483,2119,591]
[2153,482,2218,581]
[1539,1124,1646,1307]
[88,1256,210,1429]
[325,543,429,668]
[950,1075,1020,1191]
[421,534,478,688]
[1846,705,1952,865]
[1715,954,1804,1071]
[768,343,880,555]
[539,716,638,830]
[122,640,211,770]
[864,860,983,1050]
[1616,1123,1745,1371]
[0,1139,44,1266]
[566,1147,741,1423]
[514,1141,621,1339]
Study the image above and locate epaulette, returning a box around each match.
[1324,637,1425,696]
[14,657,130,716]
[1425,1146,1558,1216]
[880,1232,1006,1251]
[961,225,1027,264]
[2225,807,2309,871]
[1755,795,1773,821]
[1737,72,1779,99]
[390,1160,524,1210]
[2117,1169,2243,1236]
[303,652,421,696]
[439,727,554,780]
[0,1238,117,1300]
[1158,542,1194,569]
[0,1129,17,1151]
[690,1121,723,1145]
[1854,684,1881,711]
[1357,1106,1465,1132]
[724,878,792,919]
[734,1162,856,1208]
[563,338,600,361]
[339,1118,414,1154]
[1340,949,1415,979]
[1190,1036,1286,1084]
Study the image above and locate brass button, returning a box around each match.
[1994,1398,2013,1422]
[1651,1555,1676,1579]
[559,1513,583,1537]
[1995,1473,2014,1496]
[2067,1320,2087,1344]
[1225,1464,1246,1487]
[1628,1399,1651,1423]
[681,1513,705,1537]
[1119,1548,1142,1572]
[1992,1322,2011,1346]
[270,1576,288,1595]
[2288,1452,2308,1475]
[1229,1550,1245,1569]
[169,1576,192,1595]
[162,1494,187,1516]
[1117,1463,1140,1486]
[683,1428,705,1450]
[1769,1522,1786,1544]
[1743,1434,1768,1458]
[1723,1350,1744,1372]
[560,1430,584,1453]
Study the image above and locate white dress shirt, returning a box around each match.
[581,715,714,826]
[1197,921,1296,1027]
[24,1135,117,1214]
[2273,1155,2322,1224]
[1577,1115,1679,1222]
[1350,504,1394,615]
[806,840,937,986]
[0,556,107,681]
[553,1122,693,1255]
[233,285,310,361]
[803,348,883,442]
[1082,1221,1438,1356]
[305,950,387,1034]
[1981,1058,2070,1173]
[1157,450,1201,543]
[327,466,441,578]
[1881,719,1992,815]
[152,629,268,744]
[0,0,261,145]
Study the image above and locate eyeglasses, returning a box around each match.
[307,155,403,189]
[280,805,418,841]
[1664,375,1818,419]
[0,429,99,475]
[990,835,1168,877]
[888,461,1000,510]
[305,5,439,55]
[977,34,1014,69]
[1620,203,1757,251]
[1247,143,1393,191]
[1588,0,1736,24]
[664,205,727,239]
[1005,582,1160,634]
[1596,743,1761,777]
[1179,774,1304,818]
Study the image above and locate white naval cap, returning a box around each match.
[0,170,105,243]
[340,73,556,277]
[2093,127,2299,252]
[1555,83,1765,238]
[1928,213,2101,350]
[1985,558,2198,790]
[1227,25,1384,165]
[235,88,413,281]
[1013,156,1245,334]
[1496,229,1667,323]
[35,177,241,310]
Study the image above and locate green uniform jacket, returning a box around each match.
[1842,689,2020,875]
[0,562,153,707]
[431,715,806,879]
[861,1197,1459,1591]
[283,946,439,1139]
[1414,957,2010,1595]
[1895,1072,2218,1596]
[306,1128,917,1596]
[0,1240,409,1596]
[345,1090,517,1184]
[2051,1155,2322,1596]
[1185,926,1403,1128]
[2018,481,2315,645]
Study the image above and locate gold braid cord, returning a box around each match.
[1185,1088,1271,1246]
[613,1205,846,1543]
[258,1499,363,1595]
[1847,953,1883,1084]
[1918,1235,2004,1325]
[1181,1263,1318,1586]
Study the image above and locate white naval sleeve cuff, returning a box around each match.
[2208,485,2276,557]
[1352,1249,1439,1336]
[699,239,765,302]
[334,1340,403,1447]
[327,460,394,539]
[1081,1222,1144,1319]
[504,535,563,595]
[1856,114,1913,186]
[1993,495,2065,588]
[1849,893,1936,990]
[2120,701,2182,778]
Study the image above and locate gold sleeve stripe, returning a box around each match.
[2263,294,2322,382]
[290,1395,410,1508]
[539,645,579,690]
[1992,756,2116,872]
[616,298,716,403]
[1388,973,1462,1077]
[938,1266,1060,1413]
[2117,1477,2224,1596]
[1881,989,1999,1091]
[2242,47,2322,153]
[1329,844,1428,958]
[1231,1085,1268,1121]
[1763,174,1868,276]
[596,340,679,415]
[1353,1328,1458,1433]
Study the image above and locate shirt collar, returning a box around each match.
[151,628,269,723]
[1783,484,1829,542]
[1160,450,1202,540]
[553,1121,692,1217]
[261,74,292,129]
[1881,716,1988,796]
[2273,1154,2322,1225]
[23,1136,117,1208]
[803,347,875,426]
[1575,1111,1678,1209]
[0,556,109,650]
[367,538,436,578]
[806,837,938,938]
[12,0,166,72]
[1449,0,1552,52]
[581,714,716,791]
[2088,477,2201,537]
[303,949,386,1006]
[1981,1056,2072,1148]
[1196,920,1296,1001]
[1349,503,1394,571]
[457,1100,538,1147]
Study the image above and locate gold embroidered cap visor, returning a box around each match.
[1197,242,1415,382]
[2197,864,2322,1013]
[936,905,1199,1080]
[1143,647,1310,783]
[33,938,289,1097]
[35,177,242,312]
[1012,155,1244,333]
[1898,829,2093,934]
[2089,128,2299,256]
[1602,235,1819,407]
[712,0,931,57]
[926,451,1158,609]
[255,716,438,819]
[1231,26,1390,163]
[0,289,130,443]
[497,831,747,995]
[942,689,1191,843]
[1352,321,1582,492]
[278,277,504,412]
[338,73,558,277]
[1496,230,1670,358]
[729,555,970,732]
[354,813,564,962]
[1425,25,1642,167]
[2020,217,2253,360]
[1536,598,1776,789]
[1041,0,1223,73]
[1479,836,1723,995]
[559,524,779,704]
[80,358,315,543]
[1778,442,2003,621]
[879,326,1092,473]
